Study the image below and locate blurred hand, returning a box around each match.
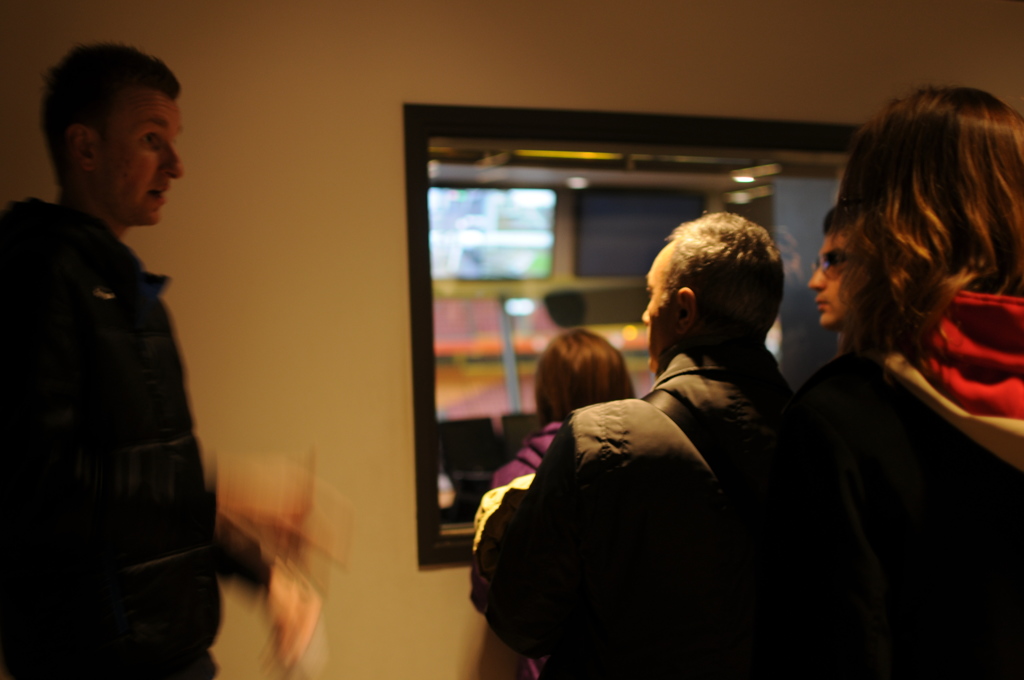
[267,561,322,668]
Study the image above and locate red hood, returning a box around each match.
[924,290,1024,419]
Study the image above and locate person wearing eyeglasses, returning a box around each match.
[807,208,847,333]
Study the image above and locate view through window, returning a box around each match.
[405,105,855,564]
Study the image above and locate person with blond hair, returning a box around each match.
[755,86,1024,679]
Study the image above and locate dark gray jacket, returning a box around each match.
[487,338,791,679]
[0,200,220,680]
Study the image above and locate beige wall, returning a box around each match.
[1,1,1023,678]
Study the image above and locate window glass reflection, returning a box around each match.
[434,295,652,522]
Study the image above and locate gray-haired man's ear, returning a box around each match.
[675,287,699,337]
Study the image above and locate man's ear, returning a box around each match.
[675,287,698,336]
[65,124,100,172]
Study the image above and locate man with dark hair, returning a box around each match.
[807,207,848,333]
[485,212,792,679]
[42,43,182,185]
[0,44,276,680]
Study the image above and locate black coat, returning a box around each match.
[487,338,791,679]
[754,353,1024,679]
[0,200,220,679]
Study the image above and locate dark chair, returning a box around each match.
[501,412,541,460]
[438,417,504,522]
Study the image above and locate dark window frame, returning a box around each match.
[405,103,856,566]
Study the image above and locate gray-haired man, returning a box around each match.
[486,212,792,679]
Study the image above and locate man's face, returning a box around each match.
[642,243,683,374]
[88,87,183,236]
[807,233,847,332]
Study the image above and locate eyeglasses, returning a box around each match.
[815,249,846,278]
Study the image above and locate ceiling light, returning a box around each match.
[730,162,782,183]
[566,176,589,189]
[513,150,623,161]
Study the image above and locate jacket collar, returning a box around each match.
[654,335,788,395]
[873,351,1024,474]
[4,199,167,327]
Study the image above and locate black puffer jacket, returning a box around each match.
[0,200,220,679]
[486,338,791,679]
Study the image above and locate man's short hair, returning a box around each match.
[43,43,180,180]
[662,212,783,341]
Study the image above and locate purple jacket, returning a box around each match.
[490,421,562,489]
[471,421,562,680]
